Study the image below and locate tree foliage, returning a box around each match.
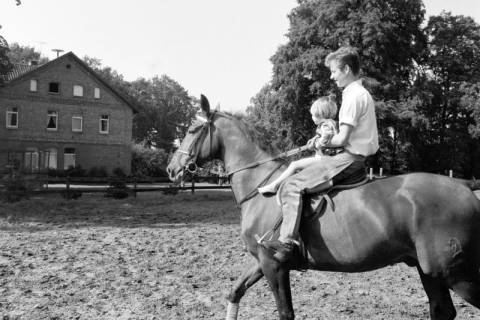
[401,12,480,175]
[0,32,13,85]
[83,56,197,153]
[7,43,49,65]
[247,1,480,177]
[130,76,197,151]
[264,0,425,148]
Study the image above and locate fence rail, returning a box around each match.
[0,175,231,200]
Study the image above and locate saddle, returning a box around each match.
[304,170,370,222]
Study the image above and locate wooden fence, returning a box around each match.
[1,175,231,200]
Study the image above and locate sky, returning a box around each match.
[1,0,479,113]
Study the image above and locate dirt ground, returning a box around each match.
[1,191,479,320]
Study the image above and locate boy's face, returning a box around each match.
[329,60,350,88]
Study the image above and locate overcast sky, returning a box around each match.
[1,0,479,113]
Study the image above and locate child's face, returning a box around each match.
[311,114,323,125]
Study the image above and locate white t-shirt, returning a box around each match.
[339,79,379,157]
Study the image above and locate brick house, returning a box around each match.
[0,52,137,175]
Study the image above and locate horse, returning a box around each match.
[166,95,480,320]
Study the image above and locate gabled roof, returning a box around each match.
[1,51,139,113]
[2,63,38,81]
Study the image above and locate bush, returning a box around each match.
[112,167,127,178]
[105,175,129,199]
[65,165,86,177]
[47,168,65,177]
[131,143,169,177]
[0,172,30,203]
[88,166,108,177]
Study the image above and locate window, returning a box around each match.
[94,87,100,99]
[6,107,18,129]
[49,82,60,94]
[73,85,83,97]
[24,148,39,173]
[64,148,76,170]
[99,115,109,134]
[30,79,37,92]
[43,148,57,169]
[72,116,83,132]
[47,111,58,131]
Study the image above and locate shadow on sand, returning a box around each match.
[0,190,241,231]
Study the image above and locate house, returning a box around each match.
[0,52,137,175]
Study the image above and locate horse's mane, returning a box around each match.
[217,111,278,155]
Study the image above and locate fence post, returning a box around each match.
[133,177,137,198]
[191,176,195,194]
[449,170,453,178]
[66,176,71,200]
[379,167,383,177]
[369,168,373,180]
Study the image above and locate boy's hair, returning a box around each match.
[310,95,337,120]
[324,46,360,76]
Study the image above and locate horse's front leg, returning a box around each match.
[225,260,264,320]
[259,247,294,320]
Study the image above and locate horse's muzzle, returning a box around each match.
[166,165,183,183]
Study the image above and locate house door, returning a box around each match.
[24,148,39,173]
[64,148,76,170]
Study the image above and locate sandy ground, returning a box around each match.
[1,191,479,320]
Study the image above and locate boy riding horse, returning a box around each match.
[260,46,379,265]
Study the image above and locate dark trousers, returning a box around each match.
[277,154,366,241]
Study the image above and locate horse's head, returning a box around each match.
[167,95,221,183]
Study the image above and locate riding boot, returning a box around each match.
[260,179,332,266]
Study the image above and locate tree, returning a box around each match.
[130,76,197,151]
[7,43,49,65]
[404,12,480,175]
[0,31,13,85]
[245,84,293,153]
[83,57,197,152]
[253,0,426,151]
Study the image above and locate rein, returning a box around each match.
[229,145,309,205]
[227,145,310,177]
[176,111,310,205]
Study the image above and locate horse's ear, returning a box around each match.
[200,94,211,114]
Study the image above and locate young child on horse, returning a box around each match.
[258,95,342,195]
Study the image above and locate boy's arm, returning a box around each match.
[322,123,353,147]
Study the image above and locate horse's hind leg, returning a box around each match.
[417,267,457,320]
[225,261,263,320]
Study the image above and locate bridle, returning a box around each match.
[176,111,216,175]
[175,111,308,204]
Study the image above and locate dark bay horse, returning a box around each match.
[167,95,480,320]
